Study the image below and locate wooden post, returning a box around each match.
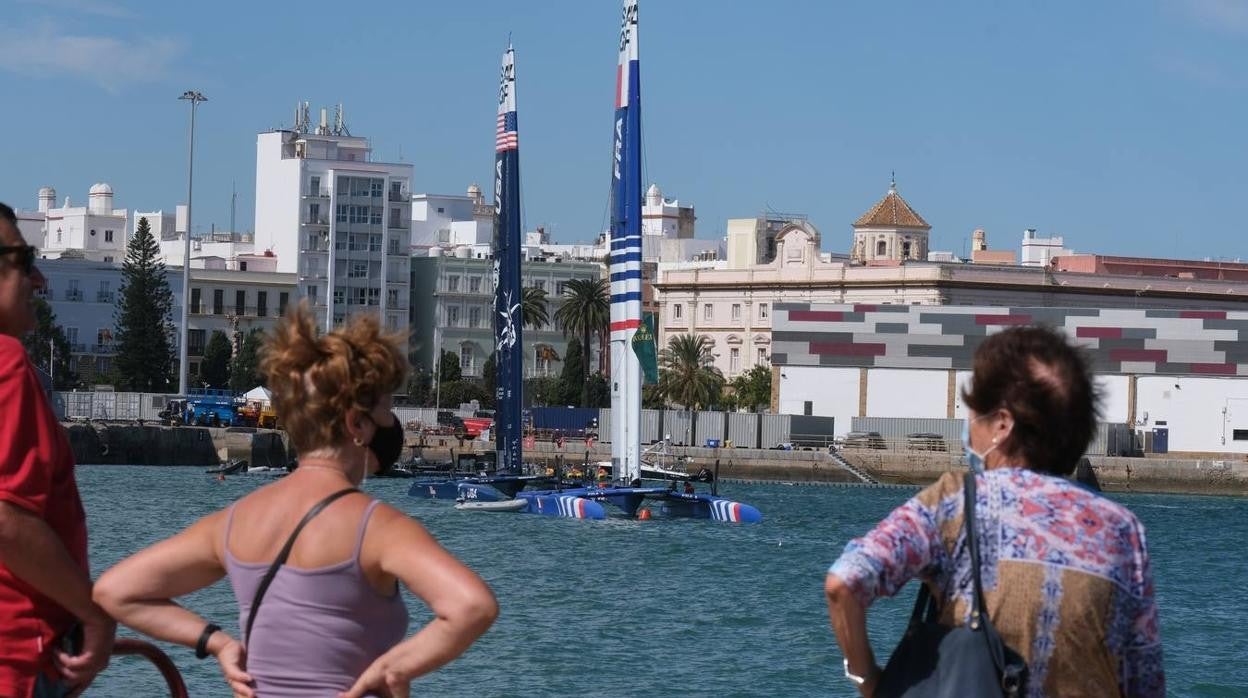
[858,368,869,417]
[947,369,957,418]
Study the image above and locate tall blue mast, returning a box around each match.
[493,45,523,473]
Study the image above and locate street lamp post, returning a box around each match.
[177,90,207,397]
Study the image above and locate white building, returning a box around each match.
[133,208,181,241]
[641,183,722,263]
[253,106,412,334]
[24,185,130,263]
[410,185,493,251]
[37,257,295,385]
[1020,228,1075,267]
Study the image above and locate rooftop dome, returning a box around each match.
[89,182,113,195]
[467,183,481,196]
[38,186,55,197]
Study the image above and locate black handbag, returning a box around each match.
[243,487,359,648]
[875,474,1028,698]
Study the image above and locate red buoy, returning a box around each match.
[637,508,652,521]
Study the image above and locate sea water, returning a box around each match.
[79,467,1246,696]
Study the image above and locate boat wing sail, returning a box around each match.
[494,45,524,473]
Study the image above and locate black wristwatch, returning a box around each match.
[195,623,222,659]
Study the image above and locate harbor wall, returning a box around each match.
[837,450,1248,497]
[64,423,289,467]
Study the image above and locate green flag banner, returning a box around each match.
[631,312,659,385]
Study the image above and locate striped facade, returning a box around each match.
[773,303,1248,377]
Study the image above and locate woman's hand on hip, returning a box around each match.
[212,637,255,698]
[340,657,409,698]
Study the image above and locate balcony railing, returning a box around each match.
[190,305,274,319]
[96,291,115,303]
[303,216,328,226]
[388,191,407,202]
[69,343,87,353]
[388,219,407,229]
[301,241,330,252]
[65,289,83,302]
[304,189,329,198]
[92,344,116,355]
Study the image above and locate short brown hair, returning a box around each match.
[261,303,408,453]
[961,326,1099,476]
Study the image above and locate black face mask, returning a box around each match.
[368,412,404,475]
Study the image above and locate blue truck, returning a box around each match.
[182,389,240,427]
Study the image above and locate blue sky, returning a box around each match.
[1,0,1245,259]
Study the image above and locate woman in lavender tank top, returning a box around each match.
[95,305,498,696]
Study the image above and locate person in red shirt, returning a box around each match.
[0,202,115,697]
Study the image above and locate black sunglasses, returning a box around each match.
[0,245,37,275]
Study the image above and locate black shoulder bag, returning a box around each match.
[875,474,1028,698]
[243,487,359,648]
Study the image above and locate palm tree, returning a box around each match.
[657,334,724,410]
[553,277,609,405]
[521,286,549,329]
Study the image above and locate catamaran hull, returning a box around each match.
[514,486,762,523]
[408,476,537,500]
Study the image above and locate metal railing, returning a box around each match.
[389,191,407,202]
[65,289,83,301]
[303,216,328,225]
[96,291,115,303]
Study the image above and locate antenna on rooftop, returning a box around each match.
[333,103,351,136]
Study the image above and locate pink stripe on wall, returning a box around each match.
[809,342,885,357]
[1076,326,1123,339]
[1110,348,1167,362]
[789,310,844,322]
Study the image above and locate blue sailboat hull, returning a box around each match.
[408,475,542,500]
[514,485,762,523]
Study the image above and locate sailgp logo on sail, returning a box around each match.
[498,60,514,106]
[619,1,637,51]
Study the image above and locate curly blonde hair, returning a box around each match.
[261,302,408,453]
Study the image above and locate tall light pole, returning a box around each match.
[177,90,207,396]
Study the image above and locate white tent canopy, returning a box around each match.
[242,386,272,404]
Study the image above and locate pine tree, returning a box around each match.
[201,330,233,389]
[229,329,265,392]
[21,297,76,389]
[558,338,584,406]
[113,217,175,392]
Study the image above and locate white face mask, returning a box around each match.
[962,414,1008,473]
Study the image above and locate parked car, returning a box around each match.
[841,431,886,450]
[906,432,948,452]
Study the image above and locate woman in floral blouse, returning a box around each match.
[826,326,1163,697]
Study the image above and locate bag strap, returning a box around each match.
[243,487,359,648]
[963,473,987,627]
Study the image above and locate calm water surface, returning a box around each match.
[77,467,1247,696]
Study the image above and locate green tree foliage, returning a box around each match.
[438,349,462,383]
[558,338,585,406]
[229,329,265,392]
[21,297,76,389]
[584,373,610,408]
[729,364,772,412]
[521,287,549,329]
[407,366,433,406]
[657,334,724,410]
[553,278,608,405]
[113,217,175,391]
[642,384,665,410]
[524,376,562,407]
[481,352,497,409]
[439,380,489,410]
[200,330,233,389]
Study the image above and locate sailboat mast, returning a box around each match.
[609,0,642,484]
[493,45,523,473]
